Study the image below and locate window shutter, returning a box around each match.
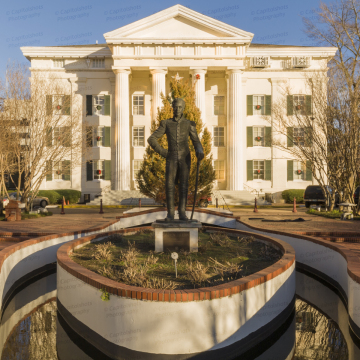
[247,95,253,116]
[104,95,110,116]
[86,126,93,147]
[86,161,93,181]
[265,95,271,115]
[63,95,71,115]
[287,95,293,115]
[247,127,253,147]
[247,160,253,181]
[287,127,293,147]
[62,160,71,181]
[104,160,111,181]
[46,161,52,181]
[86,95,92,116]
[46,127,52,147]
[46,95,52,116]
[287,160,293,181]
[305,95,312,115]
[63,126,71,147]
[265,160,271,181]
[265,127,272,147]
[104,127,111,147]
[306,160,312,181]
[305,127,312,147]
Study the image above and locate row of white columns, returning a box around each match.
[112,67,244,191]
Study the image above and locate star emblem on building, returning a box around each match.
[171,73,183,82]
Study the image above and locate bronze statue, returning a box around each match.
[148,98,204,221]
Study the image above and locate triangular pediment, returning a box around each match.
[104,4,253,43]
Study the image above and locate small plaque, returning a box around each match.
[163,232,190,252]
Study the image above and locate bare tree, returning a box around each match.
[302,0,360,208]
[0,61,87,211]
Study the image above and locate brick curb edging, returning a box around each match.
[57,226,295,302]
[239,220,360,285]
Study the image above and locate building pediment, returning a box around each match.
[104,4,253,44]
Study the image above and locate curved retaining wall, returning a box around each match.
[57,227,295,359]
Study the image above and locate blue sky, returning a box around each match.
[1,0,331,75]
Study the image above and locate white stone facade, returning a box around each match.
[21,5,337,200]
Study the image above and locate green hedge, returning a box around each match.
[55,190,82,204]
[282,189,305,203]
[36,190,61,205]
[36,190,81,204]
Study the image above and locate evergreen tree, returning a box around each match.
[136,76,215,205]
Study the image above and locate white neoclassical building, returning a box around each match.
[21,5,337,203]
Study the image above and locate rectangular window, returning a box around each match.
[93,160,104,180]
[133,95,144,115]
[253,127,265,147]
[253,95,265,115]
[92,59,105,68]
[213,126,225,147]
[54,127,62,146]
[214,96,225,115]
[293,161,306,180]
[94,96,105,115]
[133,127,145,147]
[253,160,264,180]
[214,160,225,180]
[53,59,64,68]
[293,128,305,146]
[53,96,64,115]
[93,127,105,147]
[133,160,143,179]
[53,162,62,180]
[294,95,306,115]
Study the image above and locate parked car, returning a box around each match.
[0,197,9,212]
[187,194,212,208]
[354,186,360,205]
[304,185,339,208]
[8,192,49,208]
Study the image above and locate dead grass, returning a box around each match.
[71,229,282,290]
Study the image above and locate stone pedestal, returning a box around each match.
[5,200,21,221]
[152,220,202,252]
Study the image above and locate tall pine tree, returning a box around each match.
[136,76,215,205]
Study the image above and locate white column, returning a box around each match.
[190,68,207,125]
[227,68,243,191]
[113,67,131,191]
[150,68,167,121]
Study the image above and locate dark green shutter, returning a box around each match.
[247,95,253,116]
[287,160,293,181]
[305,127,312,147]
[247,127,253,147]
[46,161,52,181]
[287,127,293,147]
[63,127,71,147]
[46,127,52,147]
[306,95,312,115]
[104,127,111,147]
[62,160,70,181]
[265,95,271,115]
[46,95,52,116]
[86,161,93,181]
[86,95,92,116]
[63,95,71,115]
[104,160,111,181]
[265,160,271,181]
[265,127,271,147]
[306,160,312,181]
[287,95,293,115]
[86,126,93,147]
[104,95,110,116]
[247,160,253,181]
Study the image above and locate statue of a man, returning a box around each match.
[148,98,204,221]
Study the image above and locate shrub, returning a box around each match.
[56,190,81,204]
[282,189,305,203]
[36,190,61,205]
